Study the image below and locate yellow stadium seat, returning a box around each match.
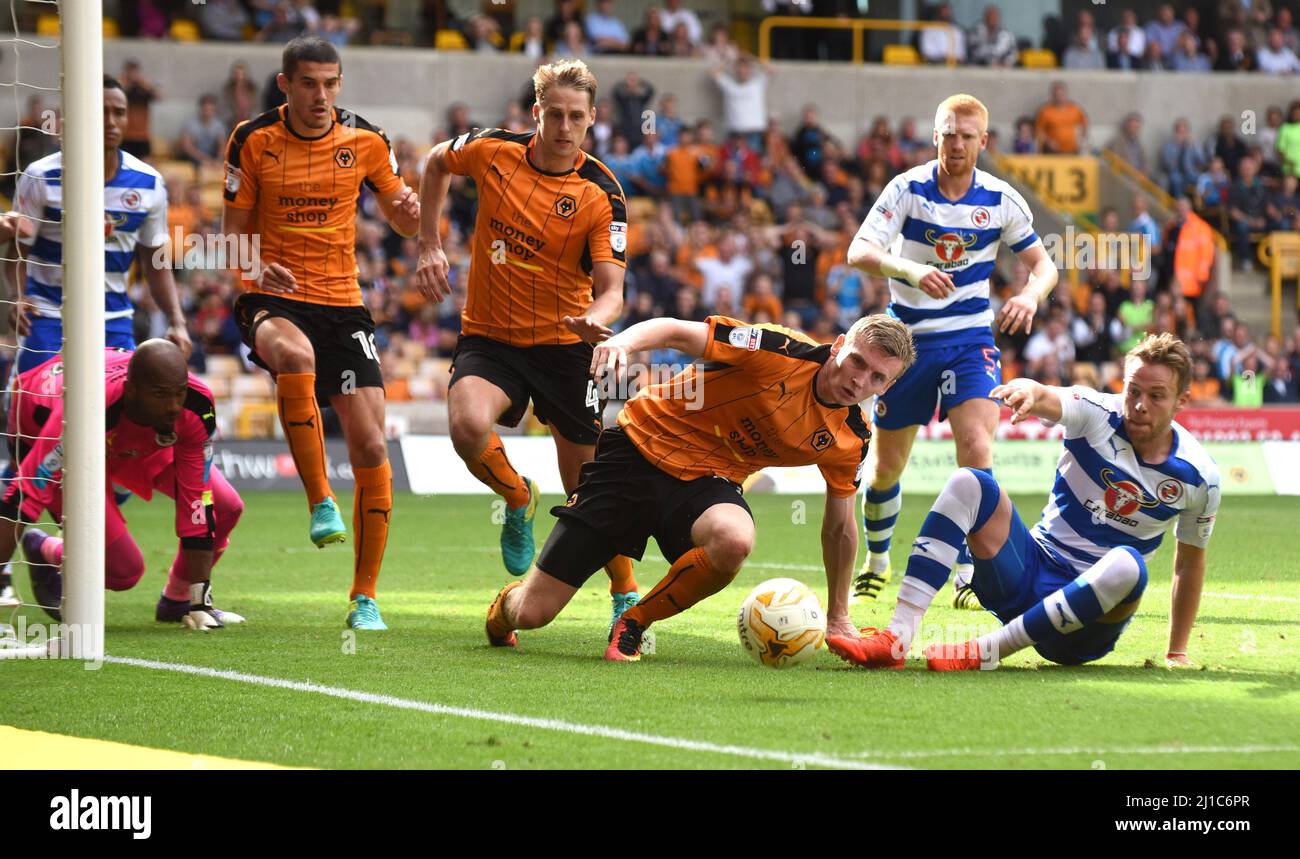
[1020,49,1058,68]
[435,29,469,51]
[508,31,525,52]
[36,14,60,36]
[170,19,201,42]
[882,44,920,66]
[103,18,120,38]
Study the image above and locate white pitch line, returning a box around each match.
[104,656,896,770]
[850,743,1300,760]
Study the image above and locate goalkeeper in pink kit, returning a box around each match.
[0,340,245,628]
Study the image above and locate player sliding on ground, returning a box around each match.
[222,37,420,630]
[484,314,915,661]
[827,334,1218,670]
[847,94,1058,611]
[415,59,640,631]
[0,341,244,629]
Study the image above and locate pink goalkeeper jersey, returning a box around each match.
[4,350,219,548]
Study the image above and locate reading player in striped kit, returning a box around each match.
[846,94,1059,614]
[828,334,1219,670]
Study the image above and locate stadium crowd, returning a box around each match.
[4,3,1300,419]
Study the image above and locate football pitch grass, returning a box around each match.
[2,491,1297,770]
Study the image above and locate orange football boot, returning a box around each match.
[604,616,645,662]
[485,581,523,648]
[825,626,906,669]
[924,639,987,671]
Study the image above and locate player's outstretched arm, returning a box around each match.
[414,140,453,302]
[847,235,954,299]
[989,377,1064,424]
[997,242,1059,335]
[1166,541,1206,668]
[564,261,625,344]
[821,491,859,638]
[589,318,708,380]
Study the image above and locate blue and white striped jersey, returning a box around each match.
[1034,386,1220,577]
[14,150,169,321]
[853,160,1039,345]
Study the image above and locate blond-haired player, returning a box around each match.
[828,334,1219,671]
[415,60,641,631]
[845,93,1058,615]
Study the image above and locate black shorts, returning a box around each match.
[448,334,603,445]
[536,426,753,588]
[235,293,384,401]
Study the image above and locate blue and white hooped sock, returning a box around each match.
[888,468,1001,648]
[863,482,902,573]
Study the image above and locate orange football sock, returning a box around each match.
[487,580,524,638]
[605,555,638,594]
[276,372,332,508]
[467,432,530,509]
[624,548,729,628]
[350,461,392,600]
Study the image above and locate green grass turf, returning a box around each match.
[2,491,1297,770]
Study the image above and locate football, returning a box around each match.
[736,578,826,668]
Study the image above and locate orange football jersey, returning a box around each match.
[444,128,627,346]
[224,105,404,307]
[618,316,872,497]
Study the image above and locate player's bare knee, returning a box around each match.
[448,414,490,459]
[705,530,753,574]
[352,436,388,469]
[273,341,315,374]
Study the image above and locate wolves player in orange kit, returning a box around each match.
[221,37,420,630]
[415,60,640,632]
[483,314,915,661]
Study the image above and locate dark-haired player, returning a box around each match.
[221,36,420,630]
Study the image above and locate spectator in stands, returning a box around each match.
[1258,105,1285,170]
[120,60,157,160]
[1171,30,1211,71]
[632,6,672,57]
[743,272,784,322]
[200,0,251,40]
[177,94,228,171]
[654,93,684,146]
[613,72,655,148]
[1208,115,1249,178]
[1072,291,1121,365]
[1215,28,1256,70]
[1108,9,1147,59]
[1262,334,1297,401]
[220,62,259,129]
[1233,352,1265,406]
[1268,173,1300,229]
[1024,313,1076,379]
[1106,113,1147,175]
[1012,116,1036,154]
[1228,154,1270,267]
[1107,27,1143,70]
[1143,38,1170,71]
[552,20,591,58]
[518,16,546,59]
[1034,81,1088,154]
[1145,3,1188,58]
[1195,155,1232,213]
[660,0,703,47]
[255,2,307,43]
[669,22,699,57]
[1159,118,1207,197]
[467,15,503,53]
[791,104,828,183]
[919,2,966,64]
[1213,316,1239,382]
[703,24,741,67]
[1278,6,1300,52]
[1063,21,1105,69]
[544,0,584,46]
[446,103,475,139]
[1170,197,1215,314]
[629,130,668,197]
[1118,278,1154,352]
[968,4,1018,67]
[1257,27,1300,72]
[695,234,753,309]
[585,0,629,54]
[711,56,771,153]
[1278,101,1300,177]
[1188,357,1226,405]
[602,133,637,195]
[1130,194,1162,255]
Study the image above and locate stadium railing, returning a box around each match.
[1266,233,1300,338]
[757,16,956,65]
